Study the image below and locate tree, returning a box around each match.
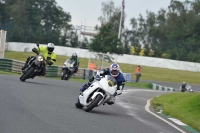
[70,31,79,48]
[98,0,122,34]
[81,37,89,49]
[122,29,131,54]
[98,1,116,25]
[0,0,72,45]
[90,22,123,55]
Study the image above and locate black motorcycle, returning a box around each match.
[61,59,75,80]
[20,44,47,82]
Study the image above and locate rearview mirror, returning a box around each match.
[36,43,39,47]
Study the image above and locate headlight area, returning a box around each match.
[37,56,44,62]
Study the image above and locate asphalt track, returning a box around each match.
[0,74,193,133]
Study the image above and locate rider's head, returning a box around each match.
[47,43,55,53]
[72,53,77,59]
[183,81,186,85]
[110,63,120,78]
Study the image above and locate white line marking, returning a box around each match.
[145,99,187,133]
[168,118,187,126]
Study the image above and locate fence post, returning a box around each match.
[0,30,7,58]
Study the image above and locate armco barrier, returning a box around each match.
[0,58,85,79]
[46,66,58,77]
[150,83,175,92]
[0,58,13,72]
[0,59,131,81]
[12,60,24,74]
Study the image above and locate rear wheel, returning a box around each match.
[85,94,103,112]
[20,67,34,82]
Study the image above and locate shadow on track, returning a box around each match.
[75,107,125,117]
[24,81,50,86]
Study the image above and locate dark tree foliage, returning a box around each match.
[0,0,72,46]
[127,0,200,62]
[90,22,123,55]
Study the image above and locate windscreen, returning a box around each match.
[106,75,117,87]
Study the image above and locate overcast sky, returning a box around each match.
[55,0,175,29]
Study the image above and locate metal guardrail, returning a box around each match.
[0,58,85,79]
[0,58,131,82]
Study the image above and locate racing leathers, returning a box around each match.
[69,57,80,74]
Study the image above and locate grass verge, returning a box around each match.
[0,70,151,89]
[4,51,200,85]
[151,93,200,132]
[0,71,19,75]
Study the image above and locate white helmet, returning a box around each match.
[47,43,55,53]
[110,63,120,77]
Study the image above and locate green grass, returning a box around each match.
[151,93,200,132]
[4,51,200,85]
[0,70,18,75]
[0,70,151,89]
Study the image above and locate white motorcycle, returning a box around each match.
[75,75,118,112]
[61,59,75,80]
[180,84,193,92]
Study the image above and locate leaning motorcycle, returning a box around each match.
[20,54,46,82]
[180,84,193,92]
[61,59,75,80]
[75,75,117,112]
[20,44,47,82]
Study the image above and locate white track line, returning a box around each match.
[145,99,187,133]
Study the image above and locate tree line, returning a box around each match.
[95,0,200,62]
[0,0,73,46]
[124,0,200,62]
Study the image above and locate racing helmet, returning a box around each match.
[72,53,77,59]
[110,63,120,77]
[47,43,55,53]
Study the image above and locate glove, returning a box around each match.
[95,75,101,81]
[113,92,117,96]
[32,48,39,55]
[46,60,53,66]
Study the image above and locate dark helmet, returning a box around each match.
[110,63,120,77]
[47,43,55,53]
[72,53,77,59]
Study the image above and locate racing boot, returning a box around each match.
[107,96,115,105]
[80,81,91,92]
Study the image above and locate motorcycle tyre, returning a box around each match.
[75,98,83,109]
[61,70,67,80]
[20,67,34,82]
[65,71,71,80]
[85,94,103,112]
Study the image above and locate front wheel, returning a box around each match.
[61,69,67,80]
[85,94,103,112]
[65,71,71,80]
[75,98,83,109]
[20,67,35,82]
